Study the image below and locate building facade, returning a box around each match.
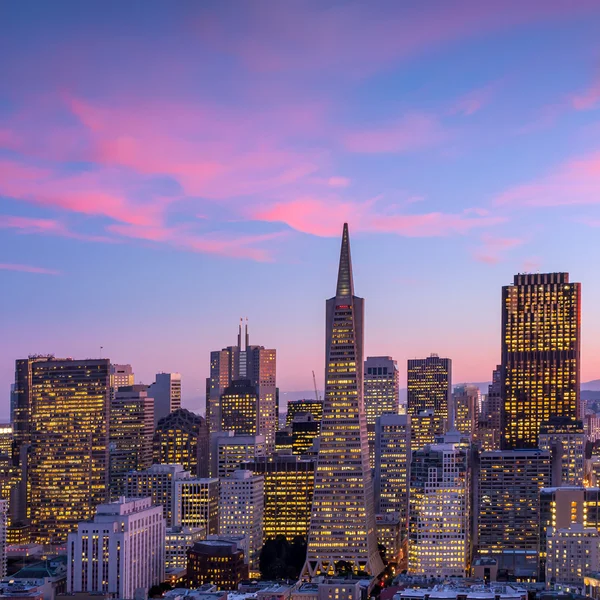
[220,380,260,435]
[538,417,585,487]
[174,478,219,534]
[148,373,182,426]
[453,385,480,439]
[286,400,323,427]
[210,432,267,479]
[165,526,206,570]
[187,540,248,590]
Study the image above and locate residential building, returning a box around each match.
[109,385,154,499]
[538,417,585,486]
[165,526,206,570]
[148,373,182,426]
[174,478,219,534]
[67,497,165,600]
[154,409,209,478]
[303,223,383,578]
[186,540,248,590]
[210,432,266,479]
[501,273,581,449]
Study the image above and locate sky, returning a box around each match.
[2,1,600,416]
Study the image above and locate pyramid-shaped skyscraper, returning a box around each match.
[303,223,384,578]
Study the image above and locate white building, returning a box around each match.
[547,524,600,591]
[67,497,165,600]
[165,526,206,570]
[0,500,6,578]
[219,470,264,571]
[174,478,219,534]
[210,431,267,479]
[148,372,182,425]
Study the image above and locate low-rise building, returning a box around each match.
[186,541,247,591]
[166,527,206,570]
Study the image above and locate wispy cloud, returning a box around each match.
[472,234,524,264]
[0,263,60,275]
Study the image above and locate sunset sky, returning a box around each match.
[2,1,600,415]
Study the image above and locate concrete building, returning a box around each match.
[165,526,206,570]
[409,409,436,451]
[478,367,503,451]
[453,385,480,439]
[174,479,219,534]
[409,439,471,576]
[67,497,165,600]
[154,409,210,478]
[148,373,182,426]
[220,380,260,436]
[291,414,320,456]
[187,540,248,591]
[538,417,585,486]
[286,400,323,427]
[303,224,383,578]
[0,556,67,600]
[376,513,401,565]
[0,500,6,578]
[109,385,154,499]
[210,432,266,479]
[109,364,134,396]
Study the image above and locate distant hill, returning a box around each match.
[583,380,600,392]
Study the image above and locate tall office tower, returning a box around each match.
[453,385,480,439]
[206,321,277,449]
[364,357,400,468]
[478,367,502,451]
[408,438,471,577]
[275,427,294,453]
[303,223,383,578]
[210,431,267,479]
[501,273,581,449]
[220,380,259,435]
[174,478,219,534]
[0,500,6,578]
[407,354,452,447]
[374,415,411,540]
[240,454,316,541]
[154,409,209,478]
[109,364,134,398]
[291,414,320,455]
[126,463,189,526]
[67,497,165,599]
[109,385,154,499]
[410,409,436,451]
[219,470,264,571]
[0,426,12,458]
[148,373,182,426]
[286,399,324,427]
[13,356,110,544]
[538,417,585,486]
[478,450,551,558]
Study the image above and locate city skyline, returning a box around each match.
[3,2,600,413]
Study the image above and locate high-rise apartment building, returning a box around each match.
[364,357,400,467]
[501,273,581,449]
[409,439,471,576]
[67,497,165,599]
[210,431,267,479]
[240,454,315,541]
[109,385,154,499]
[174,478,219,534]
[538,417,585,487]
[478,450,551,555]
[153,409,209,478]
[407,354,452,447]
[206,322,277,449]
[220,380,259,435]
[13,356,110,544]
[148,373,182,426]
[453,385,480,439]
[219,470,264,571]
[374,414,411,540]
[303,224,383,578]
[286,399,323,427]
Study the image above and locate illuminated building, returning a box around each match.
[67,497,165,599]
[303,223,383,578]
[291,414,320,455]
[501,273,581,449]
[126,463,189,526]
[374,414,410,541]
[13,356,110,544]
[538,417,585,486]
[206,321,277,449]
[148,373,182,426]
[407,354,452,447]
[174,478,219,534]
[154,408,209,478]
[0,500,6,577]
[478,367,502,451]
[220,380,259,435]
[586,414,600,443]
[408,438,471,576]
[219,470,264,571]
[410,409,436,451]
[454,385,480,439]
[186,540,248,590]
[109,364,134,398]
[364,357,399,467]
[0,426,12,458]
[275,427,294,453]
[286,400,323,427]
[376,513,401,565]
[210,431,266,479]
[109,384,154,499]
[547,524,600,590]
[478,450,551,557]
[240,454,315,541]
[165,526,206,570]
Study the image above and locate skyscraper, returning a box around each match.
[478,367,502,451]
[14,356,110,544]
[303,223,383,578]
[364,357,400,467]
[453,384,480,439]
[109,364,134,399]
[207,322,277,449]
[407,354,452,447]
[286,399,323,427]
[220,380,259,435]
[538,416,585,486]
[501,273,581,449]
[148,373,182,426]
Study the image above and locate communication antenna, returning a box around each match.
[312,370,321,402]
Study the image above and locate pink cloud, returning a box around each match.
[472,234,524,264]
[254,197,503,238]
[0,263,60,275]
[571,75,600,110]
[451,82,500,116]
[344,113,449,154]
[494,151,600,207]
[327,176,350,188]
